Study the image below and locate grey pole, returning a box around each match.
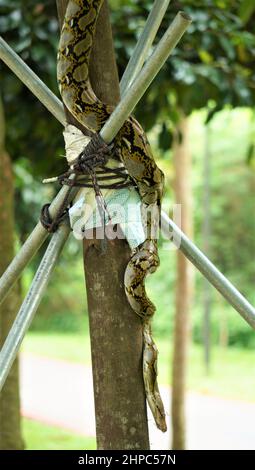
[0,37,65,125]
[120,0,171,94]
[0,11,191,303]
[103,12,191,141]
[0,222,70,392]
[120,17,255,330]
[0,185,76,303]
[161,211,255,329]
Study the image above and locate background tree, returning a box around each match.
[202,123,212,372]
[171,114,194,449]
[0,94,23,449]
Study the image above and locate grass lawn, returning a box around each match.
[22,331,255,402]
[22,331,92,364]
[159,339,255,402]
[23,418,96,450]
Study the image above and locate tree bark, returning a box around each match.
[219,306,229,348]
[171,114,194,450]
[56,0,150,450]
[0,96,24,449]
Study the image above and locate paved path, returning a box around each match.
[20,353,255,450]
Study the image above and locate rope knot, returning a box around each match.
[40,131,116,233]
[73,133,114,175]
[40,203,69,233]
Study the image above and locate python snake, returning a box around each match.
[57,0,166,432]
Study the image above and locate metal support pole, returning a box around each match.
[161,212,255,329]
[0,222,70,392]
[103,12,191,141]
[0,185,76,303]
[0,37,65,125]
[120,0,171,94]
[0,11,190,303]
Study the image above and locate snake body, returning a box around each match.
[57,0,166,432]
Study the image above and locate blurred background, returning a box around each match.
[0,0,255,450]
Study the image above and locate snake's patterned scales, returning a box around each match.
[57,0,166,432]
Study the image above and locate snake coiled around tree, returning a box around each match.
[57,0,166,432]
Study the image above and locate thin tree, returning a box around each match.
[171,113,194,450]
[202,123,212,373]
[0,95,24,450]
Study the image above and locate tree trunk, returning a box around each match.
[219,305,229,348]
[0,96,24,449]
[171,114,194,450]
[56,0,150,450]
[202,124,212,373]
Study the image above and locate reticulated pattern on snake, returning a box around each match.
[57,0,166,432]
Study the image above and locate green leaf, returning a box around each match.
[205,105,221,124]
[198,49,214,64]
[219,36,235,60]
[239,0,255,24]
[158,123,172,152]
[246,143,255,165]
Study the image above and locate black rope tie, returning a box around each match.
[40,133,136,234]
[58,165,135,190]
[40,174,77,233]
[40,203,70,233]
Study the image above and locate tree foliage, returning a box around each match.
[111,0,255,146]
[0,0,63,177]
[1,0,255,162]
